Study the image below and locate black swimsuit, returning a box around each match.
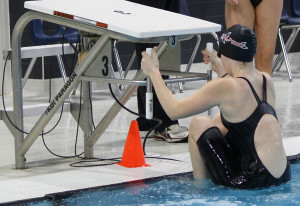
[197,75,291,189]
[250,0,262,8]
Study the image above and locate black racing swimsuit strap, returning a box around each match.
[237,77,261,104]
[262,74,267,102]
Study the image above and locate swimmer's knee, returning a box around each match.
[189,116,214,142]
[191,116,210,124]
[189,116,212,132]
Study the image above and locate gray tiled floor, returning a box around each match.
[0,60,300,204]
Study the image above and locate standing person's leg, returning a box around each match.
[225,0,255,29]
[254,0,283,75]
[166,0,181,13]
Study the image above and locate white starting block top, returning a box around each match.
[24,0,221,39]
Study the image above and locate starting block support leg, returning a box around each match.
[15,34,110,168]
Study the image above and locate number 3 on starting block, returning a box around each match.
[81,40,112,78]
[169,35,178,48]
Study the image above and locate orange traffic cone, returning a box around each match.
[116,120,150,168]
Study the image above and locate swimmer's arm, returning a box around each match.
[169,79,232,119]
[142,47,231,120]
[149,70,230,120]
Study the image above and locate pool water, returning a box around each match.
[28,163,300,206]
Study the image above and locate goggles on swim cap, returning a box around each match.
[217,24,257,62]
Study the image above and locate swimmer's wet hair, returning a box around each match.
[218,24,257,62]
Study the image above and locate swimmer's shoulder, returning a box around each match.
[259,71,276,104]
[261,71,272,81]
[260,71,275,91]
[207,76,245,100]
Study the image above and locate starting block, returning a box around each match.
[10,0,221,168]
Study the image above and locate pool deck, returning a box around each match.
[1,61,300,204]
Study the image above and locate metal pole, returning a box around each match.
[80,74,208,85]
[210,32,219,43]
[113,40,125,79]
[123,50,136,78]
[109,64,121,96]
[83,81,93,157]
[22,57,37,88]
[273,28,300,72]
[278,28,293,81]
[207,68,213,116]
[57,55,67,83]
[185,35,201,73]
[11,11,28,169]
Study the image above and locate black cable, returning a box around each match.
[37,34,91,161]
[88,83,96,130]
[69,82,184,168]
[1,53,64,136]
[70,82,175,167]
[70,157,121,167]
[108,83,162,154]
[2,44,181,166]
[2,51,82,159]
[145,156,183,162]
[39,33,82,159]
[69,42,80,54]
[38,30,81,158]
[74,82,84,158]
[41,82,84,159]
[87,40,95,50]
[70,43,78,72]
[42,129,78,158]
[69,82,122,167]
[69,155,184,167]
[61,28,71,74]
[61,27,79,75]
[69,155,184,168]
[69,35,80,72]
[2,53,79,159]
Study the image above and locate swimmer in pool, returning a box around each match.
[141,24,290,189]
[225,0,283,75]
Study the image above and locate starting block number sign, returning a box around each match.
[169,35,178,48]
[80,40,112,78]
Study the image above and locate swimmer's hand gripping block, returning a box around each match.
[116,120,150,168]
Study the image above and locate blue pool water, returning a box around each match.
[27,163,300,206]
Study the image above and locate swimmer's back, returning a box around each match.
[220,71,289,181]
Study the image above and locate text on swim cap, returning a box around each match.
[220,32,248,50]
